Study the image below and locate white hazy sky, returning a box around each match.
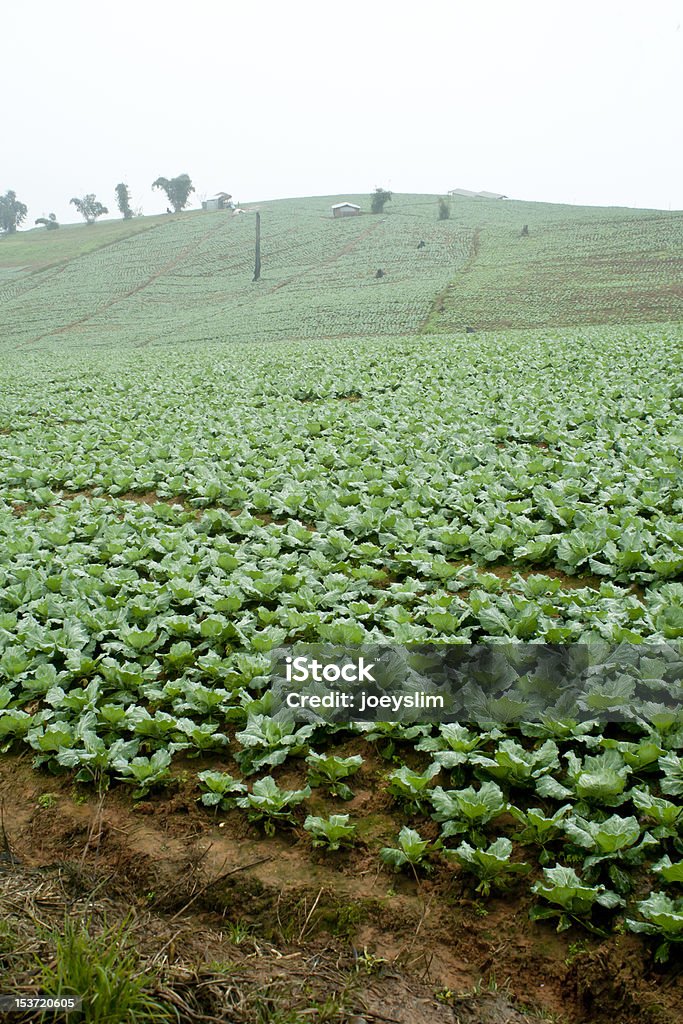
[3,0,683,225]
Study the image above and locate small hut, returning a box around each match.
[332,202,361,218]
[202,192,233,211]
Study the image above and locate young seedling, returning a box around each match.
[196,770,247,811]
[237,776,311,836]
[445,837,529,896]
[380,826,433,874]
[306,752,363,800]
[304,813,357,850]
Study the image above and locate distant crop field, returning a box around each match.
[428,199,683,331]
[2,194,683,351]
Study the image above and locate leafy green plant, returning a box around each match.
[625,891,683,962]
[237,776,311,836]
[234,715,315,774]
[114,749,173,799]
[530,865,624,933]
[431,781,507,845]
[471,738,559,788]
[601,737,664,773]
[305,752,363,800]
[380,826,432,873]
[196,770,247,810]
[652,854,683,885]
[416,722,487,772]
[536,749,631,808]
[510,804,572,865]
[659,753,683,796]
[631,787,683,841]
[445,837,529,896]
[387,763,440,814]
[303,813,356,850]
[563,812,654,891]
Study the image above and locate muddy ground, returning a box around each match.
[0,754,681,1024]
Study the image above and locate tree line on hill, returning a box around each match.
[0,174,195,234]
[2,180,455,235]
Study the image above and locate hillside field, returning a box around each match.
[1,195,683,1024]
[1,193,683,348]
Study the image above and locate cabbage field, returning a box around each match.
[1,196,682,1022]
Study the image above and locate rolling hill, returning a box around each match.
[1,193,682,350]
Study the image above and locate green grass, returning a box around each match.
[37,917,172,1022]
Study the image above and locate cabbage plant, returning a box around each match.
[306,752,363,800]
[531,864,624,933]
[445,837,529,896]
[304,814,356,850]
[380,827,432,873]
[237,776,311,835]
[626,892,683,962]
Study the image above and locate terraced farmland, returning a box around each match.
[1,195,682,1023]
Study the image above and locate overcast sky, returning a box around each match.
[4,0,683,225]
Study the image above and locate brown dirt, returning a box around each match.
[482,564,606,590]
[58,488,190,509]
[1,756,681,1023]
[41,490,320,532]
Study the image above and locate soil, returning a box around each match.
[1,755,681,1023]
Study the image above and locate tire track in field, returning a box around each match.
[419,225,481,333]
[23,220,229,347]
[0,219,173,309]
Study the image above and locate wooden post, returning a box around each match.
[253,211,261,281]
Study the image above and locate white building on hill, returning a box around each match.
[202,192,234,211]
[448,188,507,199]
[332,202,361,217]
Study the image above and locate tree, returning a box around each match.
[371,187,392,214]
[70,194,108,224]
[438,197,451,220]
[152,174,194,213]
[115,183,133,219]
[0,190,28,234]
[35,213,59,230]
